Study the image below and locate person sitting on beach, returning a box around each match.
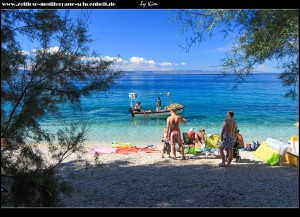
[161,127,171,158]
[194,129,206,149]
[236,129,245,148]
[166,108,187,160]
[188,128,195,142]
[133,102,142,112]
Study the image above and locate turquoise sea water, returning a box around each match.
[43,72,299,147]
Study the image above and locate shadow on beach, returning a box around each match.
[57,153,299,208]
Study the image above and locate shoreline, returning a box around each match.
[66,122,300,149]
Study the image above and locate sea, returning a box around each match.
[42,72,299,147]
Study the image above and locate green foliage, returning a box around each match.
[11,170,60,207]
[48,124,87,168]
[1,10,122,207]
[174,9,299,99]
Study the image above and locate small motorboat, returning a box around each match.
[128,92,184,118]
[129,104,185,118]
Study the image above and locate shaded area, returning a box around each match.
[58,154,299,208]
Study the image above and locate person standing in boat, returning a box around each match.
[156,97,161,111]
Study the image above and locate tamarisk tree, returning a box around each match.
[174,9,299,99]
[1,10,122,206]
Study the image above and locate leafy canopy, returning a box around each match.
[1,10,122,206]
[174,9,299,99]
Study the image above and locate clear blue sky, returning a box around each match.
[83,10,237,71]
[22,9,278,72]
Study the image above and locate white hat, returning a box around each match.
[189,128,194,132]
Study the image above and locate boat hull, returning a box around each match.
[129,106,184,118]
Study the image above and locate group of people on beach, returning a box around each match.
[162,108,244,167]
[188,128,206,149]
[133,96,244,167]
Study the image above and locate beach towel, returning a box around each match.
[113,146,160,154]
[184,146,201,154]
[92,148,117,155]
[141,147,160,153]
[114,147,142,155]
[112,141,133,148]
[201,148,217,153]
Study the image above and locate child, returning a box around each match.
[162,127,171,158]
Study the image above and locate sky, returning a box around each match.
[21,9,278,72]
[83,10,229,72]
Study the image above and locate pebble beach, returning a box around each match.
[44,144,299,208]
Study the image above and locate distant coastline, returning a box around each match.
[123,70,280,75]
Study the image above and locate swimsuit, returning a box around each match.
[170,130,182,145]
[220,136,236,149]
[196,134,203,143]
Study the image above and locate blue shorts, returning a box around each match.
[220,136,235,149]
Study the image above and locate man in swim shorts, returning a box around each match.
[166,108,187,160]
[219,111,238,167]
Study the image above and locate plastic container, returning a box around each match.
[288,136,299,156]
[284,152,299,167]
[266,138,286,152]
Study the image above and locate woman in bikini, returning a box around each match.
[194,129,206,149]
[166,108,187,160]
[236,129,245,148]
